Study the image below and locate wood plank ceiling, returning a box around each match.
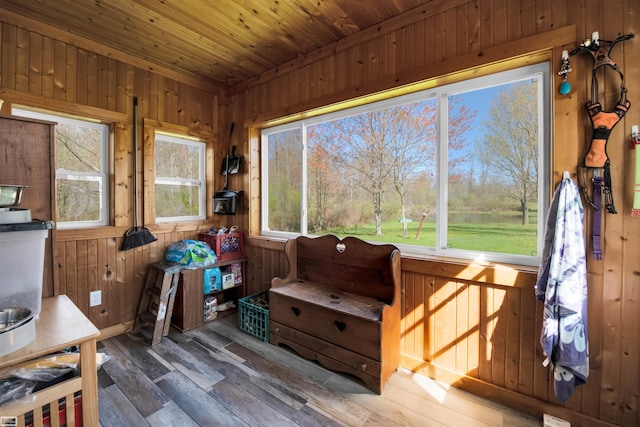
[0,0,431,90]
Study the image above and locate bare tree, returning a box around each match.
[388,102,437,237]
[331,110,397,236]
[480,81,539,225]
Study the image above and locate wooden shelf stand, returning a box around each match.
[171,258,246,332]
[0,295,100,427]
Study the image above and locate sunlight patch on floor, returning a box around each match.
[410,370,451,404]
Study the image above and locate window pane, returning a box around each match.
[447,80,539,256]
[56,178,103,222]
[154,134,205,221]
[156,139,201,179]
[56,124,103,172]
[155,184,201,217]
[306,100,437,240]
[267,129,302,232]
[11,107,110,229]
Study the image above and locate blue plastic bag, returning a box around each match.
[165,240,217,268]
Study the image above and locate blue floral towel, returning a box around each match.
[535,175,589,403]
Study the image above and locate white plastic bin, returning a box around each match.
[0,223,51,319]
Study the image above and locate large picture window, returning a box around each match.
[12,107,110,229]
[261,63,550,265]
[154,133,206,222]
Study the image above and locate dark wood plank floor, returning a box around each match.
[96,315,541,426]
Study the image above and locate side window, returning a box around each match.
[154,133,206,222]
[12,107,109,229]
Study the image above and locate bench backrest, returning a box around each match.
[283,235,400,305]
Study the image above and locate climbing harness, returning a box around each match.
[571,32,634,259]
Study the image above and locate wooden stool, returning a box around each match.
[134,261,182,345]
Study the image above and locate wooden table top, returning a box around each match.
[0,295,100,369]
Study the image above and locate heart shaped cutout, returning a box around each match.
[336,243,346,253]
[334,320,347,332]
[291,306,300,317]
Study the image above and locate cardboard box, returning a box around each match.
[222,273,235,289]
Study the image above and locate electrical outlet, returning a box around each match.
[89,290,102,307]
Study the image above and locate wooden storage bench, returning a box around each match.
[269,235,401,393]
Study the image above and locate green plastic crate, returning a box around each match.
[238,291,270,342]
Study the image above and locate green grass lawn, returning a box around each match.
[326,219,538,256]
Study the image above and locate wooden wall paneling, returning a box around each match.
[15,27,28,92]
[434,277,457,372]
[504,288,522,392]
[597,1,627,424]
[466,282,480,377]
[64,241,78,306]
[424,275,436,364]
[535,0,552,33]
[105,235,121,327]
[142,120,157,226]
[56,242,66,296]
[400,271,416,357]
[76,48,88,105]
[165,78,178,124]
[445,6,459,59]
[76,240,89,314]
[114,122,131,228]
[28,31,42,96]
[105,58,117,111]
[492,0,508,46]
[86,50,98,107]
[115,62,127,114]
[353,44,364,91]
[86,239,99,326]
[549,0,568,32]
[412,19,424,68]
[466,1,480,53]
[478,0,493,50]
[490,286,506,388]
[433,12,445,63]
[65,44,77,103]
[619,3,640,425]
[454,281,469,374]
[53,40,66,101]
[177,82,189,127]
[94,237,108,328]
[478,285,493,383]
[518,286,536,396]
[2,23,17,89]
[506,0,522,40]
[382,31,395,79]
[521,1,538,38]
[43,37,55,95]
[117,235,132,330]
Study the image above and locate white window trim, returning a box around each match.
[261,62,550,266]
[154,133,206,223]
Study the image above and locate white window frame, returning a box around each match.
[261,62,550,266]
[11,107,110,229]
[154,133,206,223]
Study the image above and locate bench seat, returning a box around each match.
[269,235,401,393]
